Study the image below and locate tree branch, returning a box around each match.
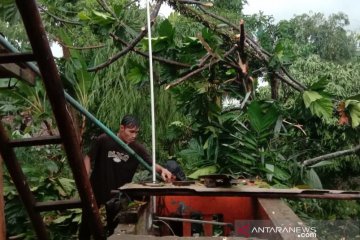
[167,0,306,92]
[87,0,164,72]
[38,5,83,26]
[110,33,190,68]
[177,0,213,7]
[302,144,360,166]
[96,0,117,19]
[63,44,105,50]
[165,45,237,89]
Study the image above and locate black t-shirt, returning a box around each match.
[88,133,151,204]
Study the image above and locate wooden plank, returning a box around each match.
[0,52,35,64]
[0,63,36,85]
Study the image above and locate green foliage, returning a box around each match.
[247,101,278,134]
[276,12,358,62]
[302,90,333,122]
[345,100,360,128]
[188,165,218,179]
[3,132,79,239]
[2,0,360,237]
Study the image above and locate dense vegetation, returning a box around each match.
[1,0,359,239]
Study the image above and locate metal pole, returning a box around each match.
[146,0,157,184]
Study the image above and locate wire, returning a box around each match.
[153,219,177,236]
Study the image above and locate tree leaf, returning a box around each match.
[345,99,360,128]
[158,19,174,40]
[306,168,323,189]
[309,97,333,121]
[247,101,278,134]
[309,160,334,168]
[303,91,333,121]
[188,165,218,179]
[303,91,323,108]
[309,77,329,91]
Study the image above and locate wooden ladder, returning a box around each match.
[0,0,105,239]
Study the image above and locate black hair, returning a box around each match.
[120,115,140,128]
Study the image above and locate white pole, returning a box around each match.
[146,0,157,184]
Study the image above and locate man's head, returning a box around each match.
[118,115,140,144]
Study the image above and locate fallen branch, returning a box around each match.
[88,0,164,72]
[168,0,306,92]
[38,5,82,25]
[62,44,105,50]
[283,119,306,135]
[110,33,190,68]
[302,144,360,166]
[165,45,236,89]
[177,0,213,7]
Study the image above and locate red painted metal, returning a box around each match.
[157,196,256,236]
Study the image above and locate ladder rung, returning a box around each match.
[0,52,35,64]
[9,135,62,147]
[34,199,82,212]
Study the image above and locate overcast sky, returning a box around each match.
[242,0,360,31]
[158,0,360,31]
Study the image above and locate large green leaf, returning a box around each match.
[188,165,218,179]
[158,19,175,40]
[309,77,329,91]
[345,99,360,128]
[303,91,333,121]
[306,168,323,189]
[227,153,252,165]
[309,98,333,121]
[303,91,323,108]
[247,101,279,134]
[126,65,148,85]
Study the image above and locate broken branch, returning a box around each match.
[88,0,164,72]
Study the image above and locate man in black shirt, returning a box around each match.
[79,115,173,239]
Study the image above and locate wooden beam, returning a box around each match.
[0,63,36,85]
[0,52,35,64]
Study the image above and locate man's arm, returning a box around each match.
[84,155,91,176]
[155,164,174,182]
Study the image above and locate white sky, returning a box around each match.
[159,0,360,31]
[242,0,360,31]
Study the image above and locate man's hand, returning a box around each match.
[155,164,175,182]
[161,167,174,183]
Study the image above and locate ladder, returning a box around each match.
[0,0,105,239]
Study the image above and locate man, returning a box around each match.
[79,115,173,239]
